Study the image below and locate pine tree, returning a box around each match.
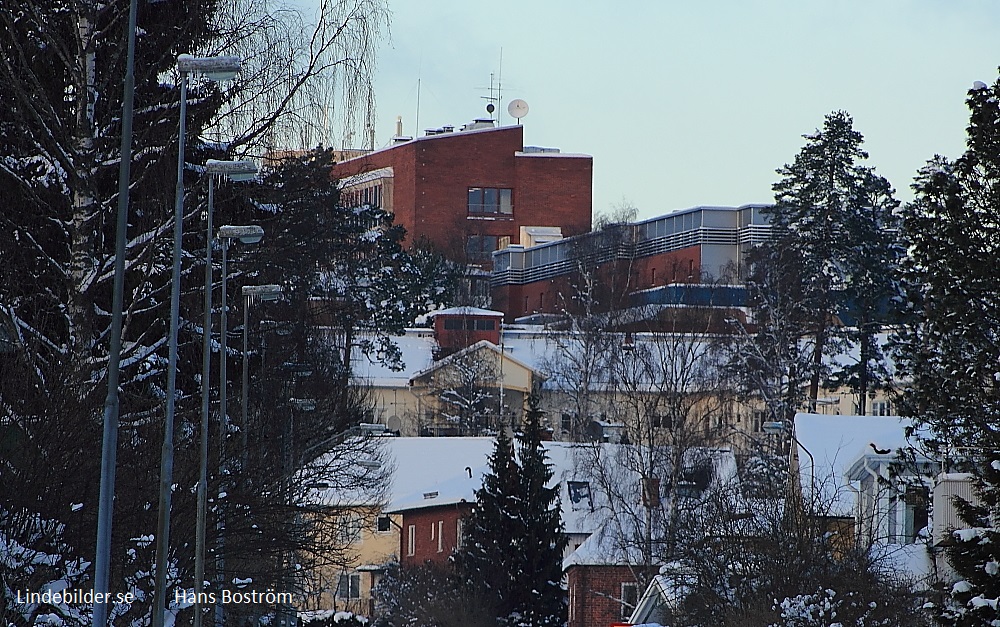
[0,1,391,622]
[763,111,900,412]
[894,76,1000,626]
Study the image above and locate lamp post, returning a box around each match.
[195,160,258,627]
[93,0,138,623]
[763,420,815,499]
[241,284,283,466]
[214,224,264,627]
[153,53,241,627]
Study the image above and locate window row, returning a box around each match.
[443,318,497,331]
[406,519,464,556]
[468,187,513,215]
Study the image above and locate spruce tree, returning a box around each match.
[457,396,568,626]
[511,395,568,627]
[895,76,1000,625]
[458,426,520,617]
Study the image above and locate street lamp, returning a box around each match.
[195,160,258,627]
[153,53,241,627]
[212,223,265,627]
[93,0,138,624]
[763,420,815,498]
[241,285,283,467]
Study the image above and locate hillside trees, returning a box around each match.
[894,76,1000,626]
[0,0,394,623]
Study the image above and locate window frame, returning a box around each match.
[467,186,514,215]
[620,582,639,620]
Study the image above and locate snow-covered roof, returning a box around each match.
[350,331,436,387]
[793,413,922,516]
[408,339,544,384]
[563,447,740,568]
[873,542,935,586]
[377,438,608,534]
[428,306,504,317]
[514,151,591,158]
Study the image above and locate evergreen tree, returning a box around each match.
[457,396,568,626]
[458,427,519,618]
[894,76,1000,626]
[511,395,568,627]
[762,111,900,412]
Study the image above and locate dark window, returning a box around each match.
[468,187,514,214]
[337,573,361,599]
[444,318,463,330]
[377,515,392,533]
[466,235,499,260]
[567,481,593,511]
[621,582,638,619]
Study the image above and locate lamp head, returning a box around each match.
[761,421,785,435]
[218,224,264,244]
[242,284,282,301]
[206,159,258,181]
[177,54,241,81]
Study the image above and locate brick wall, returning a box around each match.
[566,566,645,627]
[492,247,703,321]
[398,503,473,568]
[330,126,593,268]
[433,312,502,355]
[567,564,645,627]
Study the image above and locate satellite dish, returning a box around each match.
[507,99,529,120]
[486,103,495,114]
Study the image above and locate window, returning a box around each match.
[377,515,392,533]
[568,584,576,622]
[902,485,929,544]
[337,573,361,599]
[472,319,495,331]
[468,187,513,215]
[466,235,499,260]
[872,400,892,416]
[407,524,415,556]
[444,318,463,330]
[456,518,465,549]
[437,520,444,552]
[337,513,363,544]
[621,582,638,619]
[567,481,593,511]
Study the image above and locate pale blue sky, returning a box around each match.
[339,1,1000,220]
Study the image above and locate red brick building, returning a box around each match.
[491,204,771,326]
[428,306,503,358]
[330,123,593,269]
[566,564,649,627]
[390,498,473,568]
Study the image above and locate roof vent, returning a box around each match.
[461,118,496,131]
[423,491,439,500]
